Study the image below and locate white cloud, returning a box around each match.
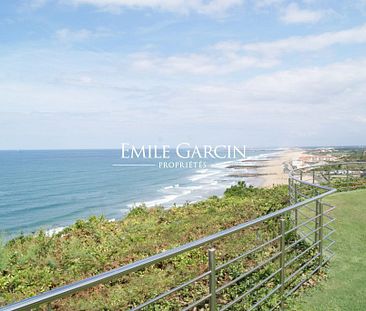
[180,58,366,111]
[241,59,366,104]
[56,28,93,42]
[355,116,366,123]
[134,23,366,75]
[55,28,112,43]
[222,23,366,57]
[129,51,278,75]
[254,0,284,9]
[280,2,327,24]
[63,0,244,15]
[26,0,48,9]
[2,45,366,147]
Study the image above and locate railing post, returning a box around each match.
[312,170,315,183]
[279,218,286,310]
[294,208,298,228]
[318,202,324,268]
[300,171,303,181]
[289,178,295,205]
[315,200,320,244]
[208,248,217,311]
[294,182,298,203]
[293,182,298,227]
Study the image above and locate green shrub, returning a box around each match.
[0,184,306,310]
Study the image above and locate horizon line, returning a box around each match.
[0,145,365,152]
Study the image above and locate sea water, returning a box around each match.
[0,149,277,239]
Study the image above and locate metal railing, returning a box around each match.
[3,162,363,311]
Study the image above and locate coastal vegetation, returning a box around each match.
[327,177,366,192]
[339,148,366,162]
[0,183,296,310]
[1,168,365,310]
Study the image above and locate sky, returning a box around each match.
[0,0,366,149]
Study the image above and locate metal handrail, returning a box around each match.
[2,161,363,311]
[1,191,335,310]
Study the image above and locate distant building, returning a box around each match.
[291,160,301,168]
[291,154,338,169]
[314,148,336,153]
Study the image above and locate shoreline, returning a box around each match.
[3,149,286,240]
[226,148,305,187]
[257,149,305,188]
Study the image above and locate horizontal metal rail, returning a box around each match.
[219,268,281,311]
[269,301,282,311]
[285,251,334,300]
[2,190,334,311]
[324,240,336,253]
[285,227,320,252]
[128,271,211,311]
[216,235,282,272]
[3,162,361,311]
[285,240,320,269]
[286,214,320,235]
[181,294,211,311]
[247,284,282,311]
[323,229,336,241]
[216,251,282,294]
[285,263,321,298]
[285,252,321,285]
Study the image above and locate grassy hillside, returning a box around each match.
[0,183,291,310]
[3,183,362,310]
[291,189,366,311]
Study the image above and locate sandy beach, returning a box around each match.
[258,149,305,188]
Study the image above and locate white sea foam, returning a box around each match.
[43,217,118,238]
[128,194,180,208]
[45,226,65,237]
[125,151,274,210]
[163,184,180,190]
[40,152,276,237]
[188,170,220,182]
[211,160,236,169]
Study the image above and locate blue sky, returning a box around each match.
[1,0,366,149]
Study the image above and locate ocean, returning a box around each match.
[0,149,277,239]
